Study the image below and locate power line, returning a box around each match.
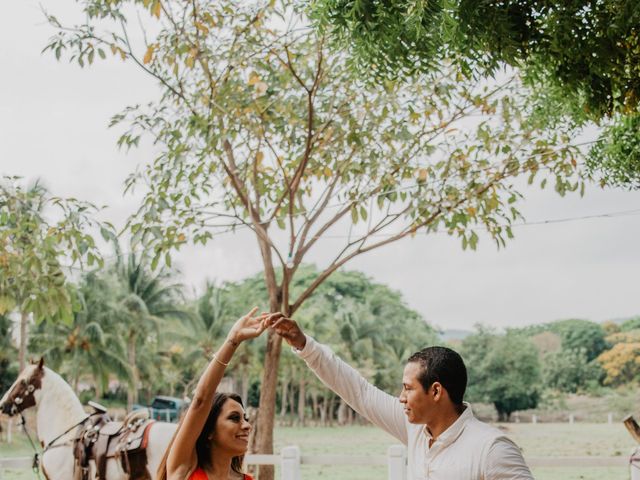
[319,207,640,239]
[56,205,640,272]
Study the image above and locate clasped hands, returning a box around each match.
[227,307,307,350]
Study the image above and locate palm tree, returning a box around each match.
[30,271,132,395]
[160,281,228,397]
[113,249,187,409]
[171,281,264,401]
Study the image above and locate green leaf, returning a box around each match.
[350,206,358,224]
[151,252,161,270]
[100,226,112,241]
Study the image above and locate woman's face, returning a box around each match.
[211,399,251,456]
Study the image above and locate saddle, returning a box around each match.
[73,407,155,480]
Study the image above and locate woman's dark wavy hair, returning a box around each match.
[157,392,246,480]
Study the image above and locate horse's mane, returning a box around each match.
[41,367,87,424]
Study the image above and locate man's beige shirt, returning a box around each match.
[295,336,534,480]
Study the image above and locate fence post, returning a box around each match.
[532,415,537,424]
[608,413,613,425]
[569,414,574,424]
[281,446,301,480]
[387,445,407,480]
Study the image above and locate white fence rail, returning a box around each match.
[0,447,633,480]
[0,446,405,480]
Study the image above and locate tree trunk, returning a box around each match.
[311,391,318,422]
[329,395,337,426]
[241,369,250,402]
[279,378,289,418]
[497,409,510,422]
[297,378,306,426]
[288,382,295,416]
[254,330,283,480]
[251,228,281,480]
[18,311,29,372]
[246,406,260,477]
[320,394,329,426]
[337,398,348,426]
[127,334,139,410]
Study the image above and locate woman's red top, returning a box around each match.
[188,467,253,480]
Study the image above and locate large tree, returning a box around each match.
[46,1,583,475]
[0,176,104,371]
[311,0,640,188]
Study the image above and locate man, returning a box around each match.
[267,316,534,480]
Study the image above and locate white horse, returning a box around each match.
[0,359,177,480]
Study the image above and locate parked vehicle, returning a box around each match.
[132,395,188,422]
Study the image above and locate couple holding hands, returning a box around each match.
[160,308,534,480]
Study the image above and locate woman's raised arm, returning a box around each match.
[166,307,276,479]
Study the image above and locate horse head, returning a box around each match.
[0,357,45,416]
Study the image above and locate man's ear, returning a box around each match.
[432,381,443,400]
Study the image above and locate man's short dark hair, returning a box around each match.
[407,346,467,405]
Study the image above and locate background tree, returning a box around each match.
[46,1,583,473]
[0,314,18,395]
[113,250,187,409]
[311,0,640,188]
[529,331,562,357]
[167,280,267,401]
[619,316,640,332]
[30,270,132,396]
[510,318,608,393]
[0,176,104,371]
[597,342,640,386]
[550,319,608,362]
[513,318,608,361]
[461,328,541,421]
[542,348,604,394]
[161,282,230,398]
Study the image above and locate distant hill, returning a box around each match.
[440,329,472,342]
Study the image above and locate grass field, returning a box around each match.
[1,423,635,479]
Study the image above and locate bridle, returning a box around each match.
[4,378,39,416]
[2,376,44,479]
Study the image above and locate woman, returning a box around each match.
[159,307,277,480]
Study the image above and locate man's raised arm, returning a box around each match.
[268,316,408,444]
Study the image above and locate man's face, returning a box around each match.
[399,361,433,424]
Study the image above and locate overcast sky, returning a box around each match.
[2,1,639,331]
